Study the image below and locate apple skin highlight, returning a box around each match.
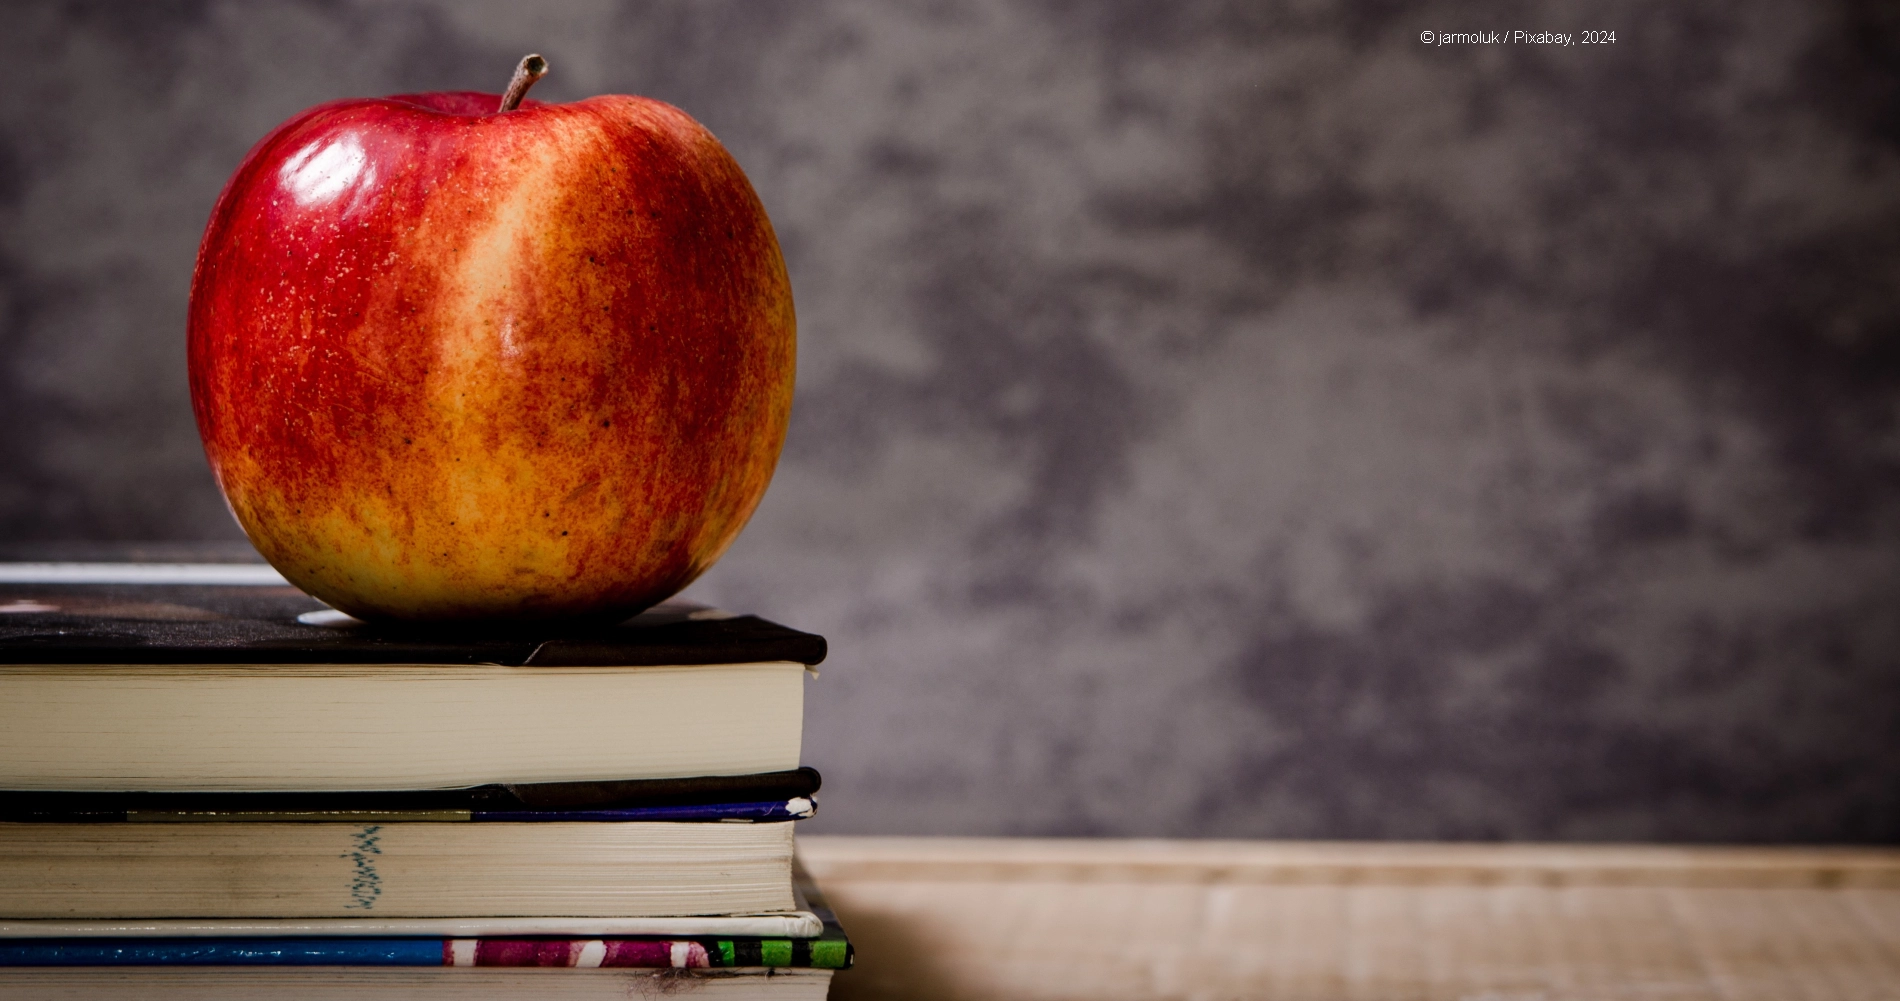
[188,89,795,622]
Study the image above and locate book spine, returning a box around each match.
[0,938,849,969]
[450,938,850,969]
[0,938,441,966]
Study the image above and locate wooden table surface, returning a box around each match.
[797,836,1900,1001]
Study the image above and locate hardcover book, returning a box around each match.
[0,574,825,791]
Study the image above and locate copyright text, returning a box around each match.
[1419,31,1615,46]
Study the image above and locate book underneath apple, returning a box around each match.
[188,55,795,623]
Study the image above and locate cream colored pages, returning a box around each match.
[0,662,805,791]
[0,912,825,938]
[0,968,834,1001]
[0,821,796,918]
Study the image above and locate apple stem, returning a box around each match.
[498,55,549,113]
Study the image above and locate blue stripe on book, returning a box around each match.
[472,798,812,822]
[0,938,442,966]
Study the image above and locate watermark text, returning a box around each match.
[1419,31,1616,46]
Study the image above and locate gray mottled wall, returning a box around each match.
[3,1,1897,841]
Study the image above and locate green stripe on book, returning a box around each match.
[811,940,850,969]
[760,940,793,966]
[716,941,735,967]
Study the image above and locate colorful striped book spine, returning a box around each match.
[0,936,852,969]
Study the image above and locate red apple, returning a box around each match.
[187,57,794,622]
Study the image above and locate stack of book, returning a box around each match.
[0,564,849,999]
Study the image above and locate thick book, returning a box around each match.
[0,575,824,792]
[0,820,797,919]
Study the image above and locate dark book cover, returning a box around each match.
[0,768,822,822]
[0,576,826,667]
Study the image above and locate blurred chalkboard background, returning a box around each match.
[2,1,1896,841]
